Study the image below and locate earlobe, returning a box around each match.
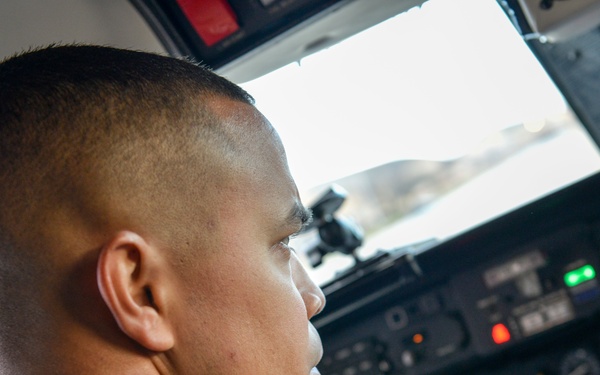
[97,231,175,352]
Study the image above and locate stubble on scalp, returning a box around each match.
[0,46,258,353]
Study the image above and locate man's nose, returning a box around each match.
[304,286,326,319]
[291,252,326,319]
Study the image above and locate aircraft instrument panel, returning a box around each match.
[313,172,600,375]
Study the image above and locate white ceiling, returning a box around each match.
[0,0,165,61]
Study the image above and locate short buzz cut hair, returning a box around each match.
[0,44,253,110]
[0,44,256,257]
[0,45,260,368]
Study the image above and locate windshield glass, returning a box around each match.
[240,0,600,285]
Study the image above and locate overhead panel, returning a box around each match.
[129,0,426,82]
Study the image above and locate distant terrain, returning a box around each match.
[304,116,572,236]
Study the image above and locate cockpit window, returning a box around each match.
[240,0,600,285]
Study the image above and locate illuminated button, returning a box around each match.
[564,264,596,287]
[547,300,572,321]
[379,360,392,372]
[358,360,373,371]
[412,333,424,344]
[176,0,240,46]
[520,312,544,334]
[335,348,351,360]
[400,351,416,367]
[492,323,511,344]
[352,341,367,353]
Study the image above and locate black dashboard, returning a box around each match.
[313,172,600,375]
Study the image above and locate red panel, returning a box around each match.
[177,0,240,47]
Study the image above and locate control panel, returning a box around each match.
[317,224,600,374]
[313,173,600,375]
[453,225,600,357]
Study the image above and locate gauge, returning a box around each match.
[560,348,600,375]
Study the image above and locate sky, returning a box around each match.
[241,0,567,192]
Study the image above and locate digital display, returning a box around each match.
[515,290,575,336]
[484,250,546,288]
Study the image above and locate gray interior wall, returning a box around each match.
[0,0,165,60]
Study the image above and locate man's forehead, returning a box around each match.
[203,95,306,223]
[204,96,284,154]
[206,96,267,128]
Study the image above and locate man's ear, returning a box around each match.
[96,230,175,352]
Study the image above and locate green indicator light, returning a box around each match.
[568,274,579,285]
[565,265,596,287]
[584,267,595,278]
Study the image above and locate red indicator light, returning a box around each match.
[492,323,511,344]
[177,0,240,47]
[412,333,424,344]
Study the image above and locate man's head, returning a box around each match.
[0,45,325,374]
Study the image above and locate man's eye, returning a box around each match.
[280,237,290,246]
